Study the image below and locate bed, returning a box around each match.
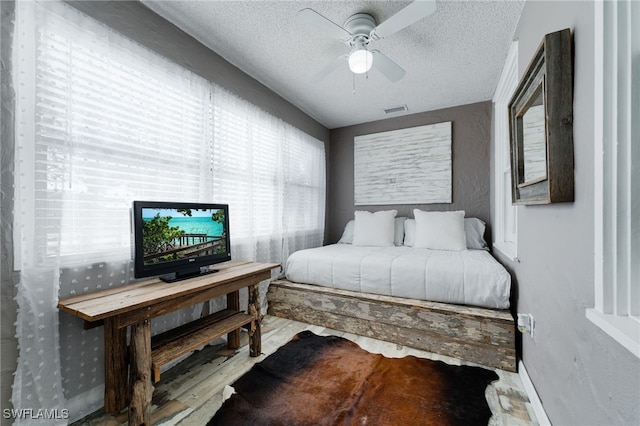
[267,210,516,371]
[284,244,510,309]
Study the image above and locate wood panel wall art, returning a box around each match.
[354,122,452,205]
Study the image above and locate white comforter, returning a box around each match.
[285,244,511,309]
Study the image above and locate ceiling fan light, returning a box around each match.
[348,49,373,74]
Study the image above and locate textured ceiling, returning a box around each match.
[141,1,524,129]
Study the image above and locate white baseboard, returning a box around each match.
[519,361,551,425]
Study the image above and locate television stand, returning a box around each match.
[160,266,220,283]
[58,261,279,426]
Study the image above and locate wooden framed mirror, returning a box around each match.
[509,28,574,205]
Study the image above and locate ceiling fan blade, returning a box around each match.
[370,0,436,40]
[311,54,348,82]
[371,50,406,82]
[297,8,352,42]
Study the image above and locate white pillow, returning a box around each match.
[337,220,355,244]
[405,216,488,250]
[353,210,398,247]
[339,217,405,245]
[464,217,489,250]
[413,209,466,251]
[394,217,407,246]
[403,219,416,247]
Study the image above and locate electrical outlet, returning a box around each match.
[517,313,535,337]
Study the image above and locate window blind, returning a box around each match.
[11,1,326,419]
[15,1,325,268]
[15,2,212,266]
[211,86,325,261]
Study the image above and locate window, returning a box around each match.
[492,41,518,261]
[14,1,213,267]
[11,1,325,417]
[210,86,325,261]
[587,0,640,358]
[14,0,326,268]
[282,128,326,240]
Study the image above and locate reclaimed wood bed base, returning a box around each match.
[267,279,516,372]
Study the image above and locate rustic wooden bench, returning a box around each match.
[267,279,516,372]
[58,261,279,426]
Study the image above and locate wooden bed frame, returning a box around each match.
[267,279,516,372]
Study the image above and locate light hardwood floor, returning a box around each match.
[74,315,538,425]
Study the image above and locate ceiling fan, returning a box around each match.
[297,0,437,83]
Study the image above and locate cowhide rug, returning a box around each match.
[208,330,498,426]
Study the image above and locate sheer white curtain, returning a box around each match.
[12,0,325,421]
[15,3,213,268]
[13,1,212,421]
[281,124,326,254]
[212,86,325,265]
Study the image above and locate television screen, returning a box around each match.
[132,201,231,282]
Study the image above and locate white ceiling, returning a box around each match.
[141,1,524,129]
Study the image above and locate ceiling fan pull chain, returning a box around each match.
[366,52,370,80]
[353,73,356,95]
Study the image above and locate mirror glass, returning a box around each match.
[521,86,547,183]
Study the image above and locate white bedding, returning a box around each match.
[285,244,511,309]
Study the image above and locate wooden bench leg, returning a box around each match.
[103,317,128,414]
[226,290,240,349]
[129,320,153,426]
[248,284,261,357]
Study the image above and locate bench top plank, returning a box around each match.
[58,261,280,322]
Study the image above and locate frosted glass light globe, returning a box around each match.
[348,49,373,74]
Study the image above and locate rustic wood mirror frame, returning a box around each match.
[509,28,574,205]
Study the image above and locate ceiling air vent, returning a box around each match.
[383,105,408,115]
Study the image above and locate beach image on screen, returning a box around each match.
[141,208,227,266]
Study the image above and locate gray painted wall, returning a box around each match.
[327,101,492,244]
[1,0,329,419]
[491,2,639,425]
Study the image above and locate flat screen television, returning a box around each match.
[132,201,231,282]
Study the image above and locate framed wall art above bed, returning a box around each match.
[354,121,452,205]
